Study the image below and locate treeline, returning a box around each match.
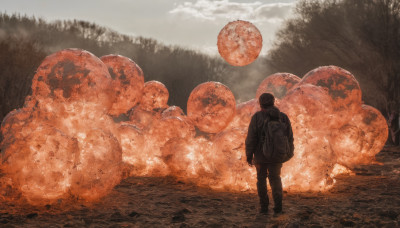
[266,0,400,117]
[0,13,268,123]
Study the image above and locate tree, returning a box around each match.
[0,13,234,123]
[267,0,400,118]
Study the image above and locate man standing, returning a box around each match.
[245,93,294,215]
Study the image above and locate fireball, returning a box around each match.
[1,125,78,203]
[187,82,236,133]
[1,49,123,204]
[298,66,362,111]
[217,20,263,66]
[69,129,122,201]
[140,81,169,111]
[31,48,113,111]
[161,106,185,119]
[256,73,301,99]
[100,55,145,116]
[332,104,388,167]
[227,98,260,130]
[0,46,390,205]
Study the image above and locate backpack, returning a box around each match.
[261,114,293,163]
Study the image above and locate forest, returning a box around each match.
[1,0,399,143]
[0,12,268,124]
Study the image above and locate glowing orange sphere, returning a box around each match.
[187,82,236,133]
[256,73,301,99]
[31,49,113,110]
[69,128,122,201]
[118,123,144,163]
[140,81,169,111]
[299,66,362,110]
[161,106,185,118]
[333,104,389,167]
[100,55,145,116]
[227,99,260,130]
[357,105,388,159]
[2,125,79,204]
[280,84,334,130]
[1,108,30,140]
[128,106,162,130]
[149,116,195,145]
[217,20,263,66]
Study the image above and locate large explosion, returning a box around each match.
[0,49,388,205]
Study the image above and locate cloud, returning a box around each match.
[169,0,294,23]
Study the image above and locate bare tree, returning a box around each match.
[267,0,400,118]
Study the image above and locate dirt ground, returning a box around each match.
[0,146,399,228]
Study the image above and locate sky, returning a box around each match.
[1,0,298,55]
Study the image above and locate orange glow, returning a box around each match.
[100,55,144,116]
[187,82,236,133]
[1,49,122,205]
[256,73,301,100]
[0,50,389,204]
[140,81,169,111]
[217,20,263,66]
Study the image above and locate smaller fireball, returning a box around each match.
[256,73,301,99]
[187,82,236,133]
[161,106,185,119]
[70,128,122,201]
[100,55,145,116]
[128,106,162,130]
[140,81,169,111]
[217,20,263,66]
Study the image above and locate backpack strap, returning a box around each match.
[261,114,270,141]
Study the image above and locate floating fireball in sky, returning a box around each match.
[217,20,263,66]
[0,48,389,205]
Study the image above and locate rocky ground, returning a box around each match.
[0,146,399,227]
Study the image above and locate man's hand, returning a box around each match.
[246,157,253,166]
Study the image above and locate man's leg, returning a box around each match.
[255,163,269,213]
[267,163,283,213]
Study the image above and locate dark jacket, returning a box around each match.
[245,106,294,164]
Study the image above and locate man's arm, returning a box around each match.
[245,114,258,165]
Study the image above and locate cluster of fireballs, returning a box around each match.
[0,48,388,205]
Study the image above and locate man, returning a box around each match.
[245,93,294,215]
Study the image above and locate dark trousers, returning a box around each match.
[255,163,283,212]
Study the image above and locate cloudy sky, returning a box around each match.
[1,0,297,55]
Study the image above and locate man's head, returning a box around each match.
[259,93,275,108]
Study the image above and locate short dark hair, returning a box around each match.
[259,93,275,108]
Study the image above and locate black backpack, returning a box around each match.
[261,114,293,163]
